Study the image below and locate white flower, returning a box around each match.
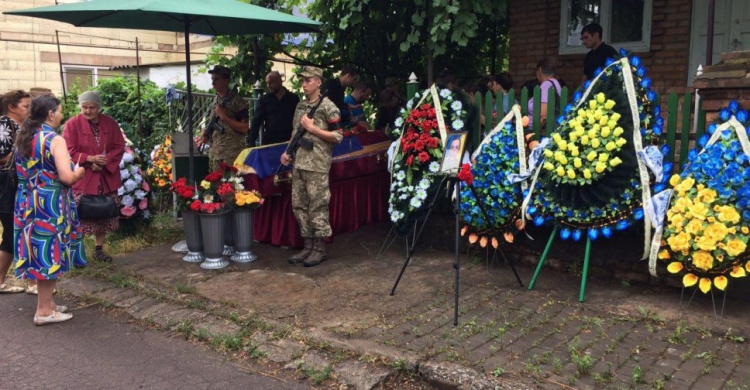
[410,197,422,208]
[439,89,451,98]
[203,195,214,204]
[390,212,400,222]
[134,190,146,199]
[119,160,125,169]
[406,99,414,109]
[416,189,427,200]
[429,161,440,173]
[451,101,463,111]
[132,173,143,183]
[390,182,398,190]
[418,178,430,190]
[123,153,134,164]
[395,171,406,181]
[124,179,137,192]
[142,209,151,219]
[120,169,130,180]
[117,187,125,196]
[121,195,134,207]
[399,194,408,200]
[129,165,139,174]
[452,119,464,130]
[394,117,404,128]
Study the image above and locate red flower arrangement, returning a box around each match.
[171,177,197,211]
[400,104,443,167]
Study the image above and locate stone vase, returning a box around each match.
[199,211,229,270]
[181,210,204,263]
[230,208,258,263]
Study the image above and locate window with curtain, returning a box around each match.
[559,0,652,55]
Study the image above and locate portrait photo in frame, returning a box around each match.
[440,131,467,175]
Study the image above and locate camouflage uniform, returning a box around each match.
[208,93,249,171]
[291,97,342,238]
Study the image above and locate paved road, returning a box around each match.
[0,292,310,390]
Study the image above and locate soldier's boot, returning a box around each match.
[303,238,327,267]
[288,238,313,264]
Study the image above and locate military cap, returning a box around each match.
[298,66,323,79]
[208,65,231,79]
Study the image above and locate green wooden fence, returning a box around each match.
[406,84,706,173]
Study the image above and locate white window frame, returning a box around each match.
[62,65,109,91]
[558,0,653,55]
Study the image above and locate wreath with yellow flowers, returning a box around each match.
[659,101,750,293]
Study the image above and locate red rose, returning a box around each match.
[427,137,439,148]
[415,140,425,151]
[406,155,414,166]
[418,151,430,163]
[190,200,201,211]
[457,163,473,185]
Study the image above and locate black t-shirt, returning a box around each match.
[0,116,19,160]
[248,89,300,146]
[322,78,346,113]
[583,43,619,80]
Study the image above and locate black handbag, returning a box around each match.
[0,153,17,213]
[77,177,119,219]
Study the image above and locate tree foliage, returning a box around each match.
[208,0,510,94]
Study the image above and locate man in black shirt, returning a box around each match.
[321,65,358,113]
[249,71,300,146]
[581,23,618,85]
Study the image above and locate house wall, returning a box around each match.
[509,0,694,97]
[0,0,214,95]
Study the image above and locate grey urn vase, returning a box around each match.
[223,209,235,256]
[181,210,204,263]
[230,208,258,263]
[199,211,229,270]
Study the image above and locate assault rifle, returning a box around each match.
[273,93,327,184]
[205,85,238,141]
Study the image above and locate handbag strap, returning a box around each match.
[0,151,13,171]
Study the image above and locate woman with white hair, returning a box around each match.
[62,91,125,262]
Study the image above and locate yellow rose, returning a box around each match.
[615,138,627,147]
[613,126,624,137]
[673,196,693,212]
[600,127,611,137]
[569,133,578,142]
[669,213,685,229]
[595,162,607,173]
[689,202,709,220]
[611,113,621,122]
[599,116,608,126]
[200,180,211,190]
[558,140,568,150]
[543,149,553,158]
[605,141,616,151]
[556,166,565,177]
[703,222,728,243]
[691,250,714,271]
[718,206,741,224]
[559,156,569,165]
[552,133,562,143]
[598,153,609,163]
[573,158,582,168]
[577,109,586,119]
[591,138,601,148]
[543,162,554,171]
[698,188,717,203]
[725,239,747,257]
[587,151,597,162]
[669,174,681,187]
[236,198,246,206]
[607,121,617,129]
[667,232,690,252]
[684,219,704,236]
[658,249,671,260]
[581,135,590,145]
[583,169,592,179]
[675,176,695,193]
[609,157,623,167]
[695,235,717,252]
[742,226,749,234]
[605,99,615,110]
[596,93,606,103]
[589,100,598,110]
[567,169,576,180]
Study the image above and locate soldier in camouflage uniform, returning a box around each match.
[202,65,249,171]
[280,66,342,267]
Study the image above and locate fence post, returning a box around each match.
[406,72,419,101]
[693,65,704,138]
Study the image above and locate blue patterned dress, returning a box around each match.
[14,125,86,280]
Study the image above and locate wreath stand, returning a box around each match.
[679,285,727,323]
[527,226,593,303]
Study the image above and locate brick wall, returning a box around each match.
[509,0,693,98]
[693,51,750,123]
[0,0,216,95]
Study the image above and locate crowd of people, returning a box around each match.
[0,22,617,326]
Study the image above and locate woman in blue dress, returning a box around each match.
[14,95,85,325]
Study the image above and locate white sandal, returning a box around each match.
[0,283,24,293]
[25,285,56,295]
[34,311,73,326]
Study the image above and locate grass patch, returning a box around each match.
[301,365,332,385]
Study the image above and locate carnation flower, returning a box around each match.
[121,195,134,207]
[429,161,440,173]
[124,179,137,192]
[418,178,430,190]
[416,189,427,200]
[439,89,451,98]
[452,119,464,131]
[394,117,404,127]
[451,101,463,111]
[395,171,406,181]
[134,190,146,199]
[410,197,422,209]
[120,169,130,180]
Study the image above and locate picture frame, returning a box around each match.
[440,131,467,175]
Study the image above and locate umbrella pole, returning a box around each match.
[184,20,195,184]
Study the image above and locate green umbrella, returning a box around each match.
[6,0,320,182]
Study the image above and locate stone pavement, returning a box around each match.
[58,223,750,389]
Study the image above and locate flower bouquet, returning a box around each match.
[388,86,466,235]
[118,144,150,219]
[170,177,198,211]
[147,135,173,190]
[657,102,750,293]
[527,51,668,247]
